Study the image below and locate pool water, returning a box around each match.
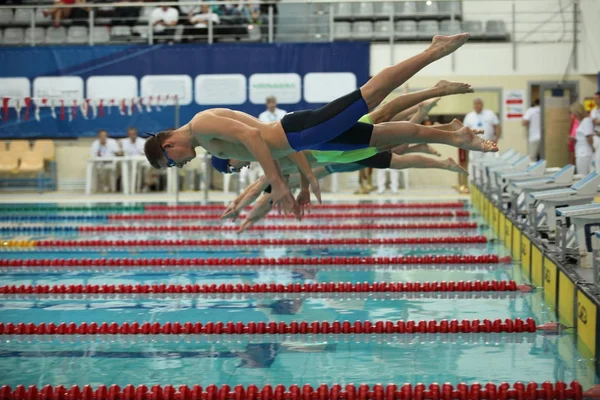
[0,201,597,388]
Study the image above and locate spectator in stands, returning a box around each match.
[112,0,142,26]
[522,98,541,161]
[151,5,179,37]
[571,102,594,175]
[188,4,220,28]
[90,129,123,193]
[44,0,76,27]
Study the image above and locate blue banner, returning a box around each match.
[0,43,370,139]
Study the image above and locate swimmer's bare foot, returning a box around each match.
[428,33,470,60]
[419,97,441,114]
[454,126,498,152]
[443,157,468,175]
[434,80,473,96]
[448,118,463,131]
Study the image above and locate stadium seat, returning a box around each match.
[334,2,353,19]
[2,27,25,44]
[25,27,45,44]
[18,152,44,174]
[352,21,373,40]
[374,20,392,39]
[486,20,508,40]
[439,20,461,35]
[374,2,395,18]
[334,22,351,40]
[132,25,149,38]
[111,25,131,39]
[91,26,110,42]
[0,9,13,26]
[138,7,153,23]
[14,9,35,25]
[32,140,56,161]
[354,2,374,18]
[247,23,261,41]
[462,20,484,39]
[9,140,31,154]
[66,25,88,43]
[438,1,462,18]
[395,20,417,39]
[45,26,67,43]
[417,1,439,18]
[417,20,438,39]
[396,1,417,17]
[35,8,52,25]
[0,153,19,173]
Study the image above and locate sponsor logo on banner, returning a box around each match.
[249,74,301,104]
[195,74,247,105]
[141,75,193,106]
[33,76,84,102]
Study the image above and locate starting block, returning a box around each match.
[527,173,600,236]
[472,150,519,185]
[556,203,600,268]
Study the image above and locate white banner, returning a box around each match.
[503,89,526,120]
[304,72,357,103]
[0,78,31,106]
[33,76,84,103]
[87,76,138,100]
[195,74,247,105]
[141,75,193,106]
[249,73,301,105]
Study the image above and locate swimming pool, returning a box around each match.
[0,201,596,390]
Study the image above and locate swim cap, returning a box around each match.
[211,156,231,174]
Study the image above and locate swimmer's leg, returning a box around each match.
[369,122,498,153]
[390,154,468,175]
[360,34,470,111]
[370,80,472,124]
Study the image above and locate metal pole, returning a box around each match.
[208,10,213,44]
[30,8,36,46]
[89,9,95,46]
[572,0,578,70]
[268,5,274,43]
[511,3,516,71]
[148,9,153,45]
[388,13,393,65]
[450,11,455,72]
[328,4,334,42]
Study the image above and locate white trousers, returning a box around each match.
[377,169,399,193]
[576,155,593,176]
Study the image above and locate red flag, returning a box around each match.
[99,99,104,117]
[23,97,31,121]
[120,99,126,115]
[2,97,9,121]
[59,100,65,120]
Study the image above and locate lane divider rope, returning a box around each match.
[0,255,511,268]
[0,381,587,400]
[5,236,489,248]
[0,280,530,295]
[145,201,468,210]
[0,222,479,234]
[0,318,560,335]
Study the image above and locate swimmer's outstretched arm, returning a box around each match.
[286,152,322,205]
[191,111,300,219]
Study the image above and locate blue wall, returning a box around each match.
[0,42,370,138]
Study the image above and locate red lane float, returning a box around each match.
[0,255,511,268]
[108,211,470,221]
[78,222,479,233]
[0,280,530,295]
[0,382,587,400]
[0,318,561,335]
[34,236,488,248]
[145,201,467,211]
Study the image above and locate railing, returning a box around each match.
[0,0,581,47]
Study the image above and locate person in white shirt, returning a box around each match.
[592,92,600,173]
[258,96,287,123]
[571,103,595,175]
[150,6,179,35]
[90,130,122,193]
[522,99,541,161]
[120,127,146,156]
[463,98,501,175]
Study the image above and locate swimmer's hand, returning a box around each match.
[309,176,322,205]
[296,188,311,216]
[271,181,301,220]
[237,195,273,233]
[221,201,240,220]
